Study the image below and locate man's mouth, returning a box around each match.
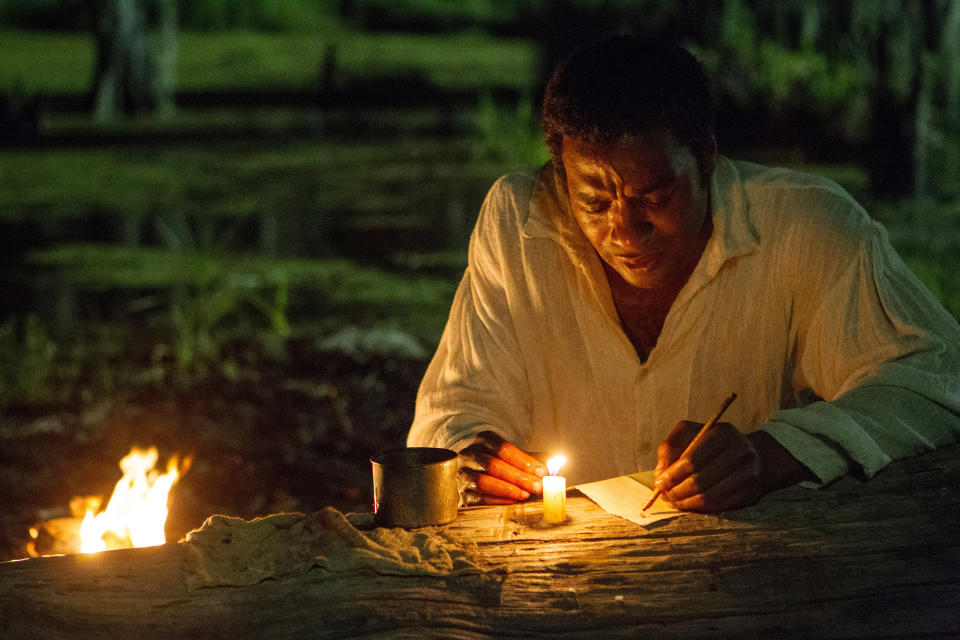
[617,253,660,272]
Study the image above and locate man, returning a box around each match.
[407,36,960,512]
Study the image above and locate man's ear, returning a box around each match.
[552,156,567,191]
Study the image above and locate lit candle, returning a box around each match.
[542,455,567,524]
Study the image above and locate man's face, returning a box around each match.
[561,130,714,291]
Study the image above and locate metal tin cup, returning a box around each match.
[371,447,459,527]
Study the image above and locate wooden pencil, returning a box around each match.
[641,392,738,512]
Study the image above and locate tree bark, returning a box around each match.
[153,0,178,118]
[91,0,177,121]
[866,13,911,196]
[3,444,960,638]
[942,0,960,197]
[914,52,933,199]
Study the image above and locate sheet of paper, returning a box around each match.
[575,471,684,527]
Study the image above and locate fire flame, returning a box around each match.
[78,447,190,553]
[546,455,566,476]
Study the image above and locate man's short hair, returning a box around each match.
[541,36,715,176]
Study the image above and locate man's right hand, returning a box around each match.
[457,430,546,506]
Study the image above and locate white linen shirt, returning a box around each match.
[407,156,960,487]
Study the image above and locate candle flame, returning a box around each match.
[546,455,566,476]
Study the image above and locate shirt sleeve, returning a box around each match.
[762,223,960,486]
[406,176,533,452]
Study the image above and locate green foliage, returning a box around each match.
[875,198,960,321]
[0,139,462,227]
[706,3,872,142]
[0,30,92,95]
[162,271,290,383]
[0,315,57,409]
[151,214,290,383]
[340,0,522,33]
[902,254,960,321]
[472,89,549,170]
[2,128,482,356]
[0,28,535,95]
[28,243,457,341]
[175,0,336,32]
[718,0,758,64]
[0,146,208,222]
[758,43,861,112]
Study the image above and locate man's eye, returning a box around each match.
[642,185,676,207]
[582,201,609,214]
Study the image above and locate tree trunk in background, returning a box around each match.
[865,17,915,197]
[153,0,178,118]
[913,52,932,200]
[911,0,953,201]
[91,0,178,121]
[799,1,820,52]
[943,0,960,198]
[92,0,151,120]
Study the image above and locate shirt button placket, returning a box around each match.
[634,368,650,471]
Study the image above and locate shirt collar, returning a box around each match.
[522,155,759,275]
[701,155,759,276]
[522,163,593,265]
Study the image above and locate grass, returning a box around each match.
[0,315,57,409]
[29,243,455,308]
[0,23,531,397]
[0,30,93,95]
[19,241,458,393]
[4,24,959,409]
[0,28,536,96]
[0,137,498,225]
[1,146,200,221]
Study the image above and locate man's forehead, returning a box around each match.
[561,132,692,181]
[562,128,681,154]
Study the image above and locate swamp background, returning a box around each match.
[1,0,959,561]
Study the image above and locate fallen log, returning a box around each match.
[3,445,960,639]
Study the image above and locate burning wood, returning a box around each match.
[27,447,190,557]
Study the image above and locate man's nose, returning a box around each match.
[610,200,654,244]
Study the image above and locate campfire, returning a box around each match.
[28,447,191,557]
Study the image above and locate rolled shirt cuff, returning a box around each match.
[761,421,851,487]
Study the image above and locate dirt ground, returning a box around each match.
[0,342,426,562]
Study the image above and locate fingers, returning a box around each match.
[458,468,530,500]
[458,468,528,506]
[464,431,545,490]
[655,420,702,475]
[666,464,762,513]
[476,471,530,500]
[476,430,547,478]
[494,441,548,478]
[486,455,542,494]
[460,491,520,507]
[460,446,541,493]
[656,423,731,493]
[457,431,547,508]
[654,422,763,513]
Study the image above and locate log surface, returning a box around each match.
[3,444,960,639]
